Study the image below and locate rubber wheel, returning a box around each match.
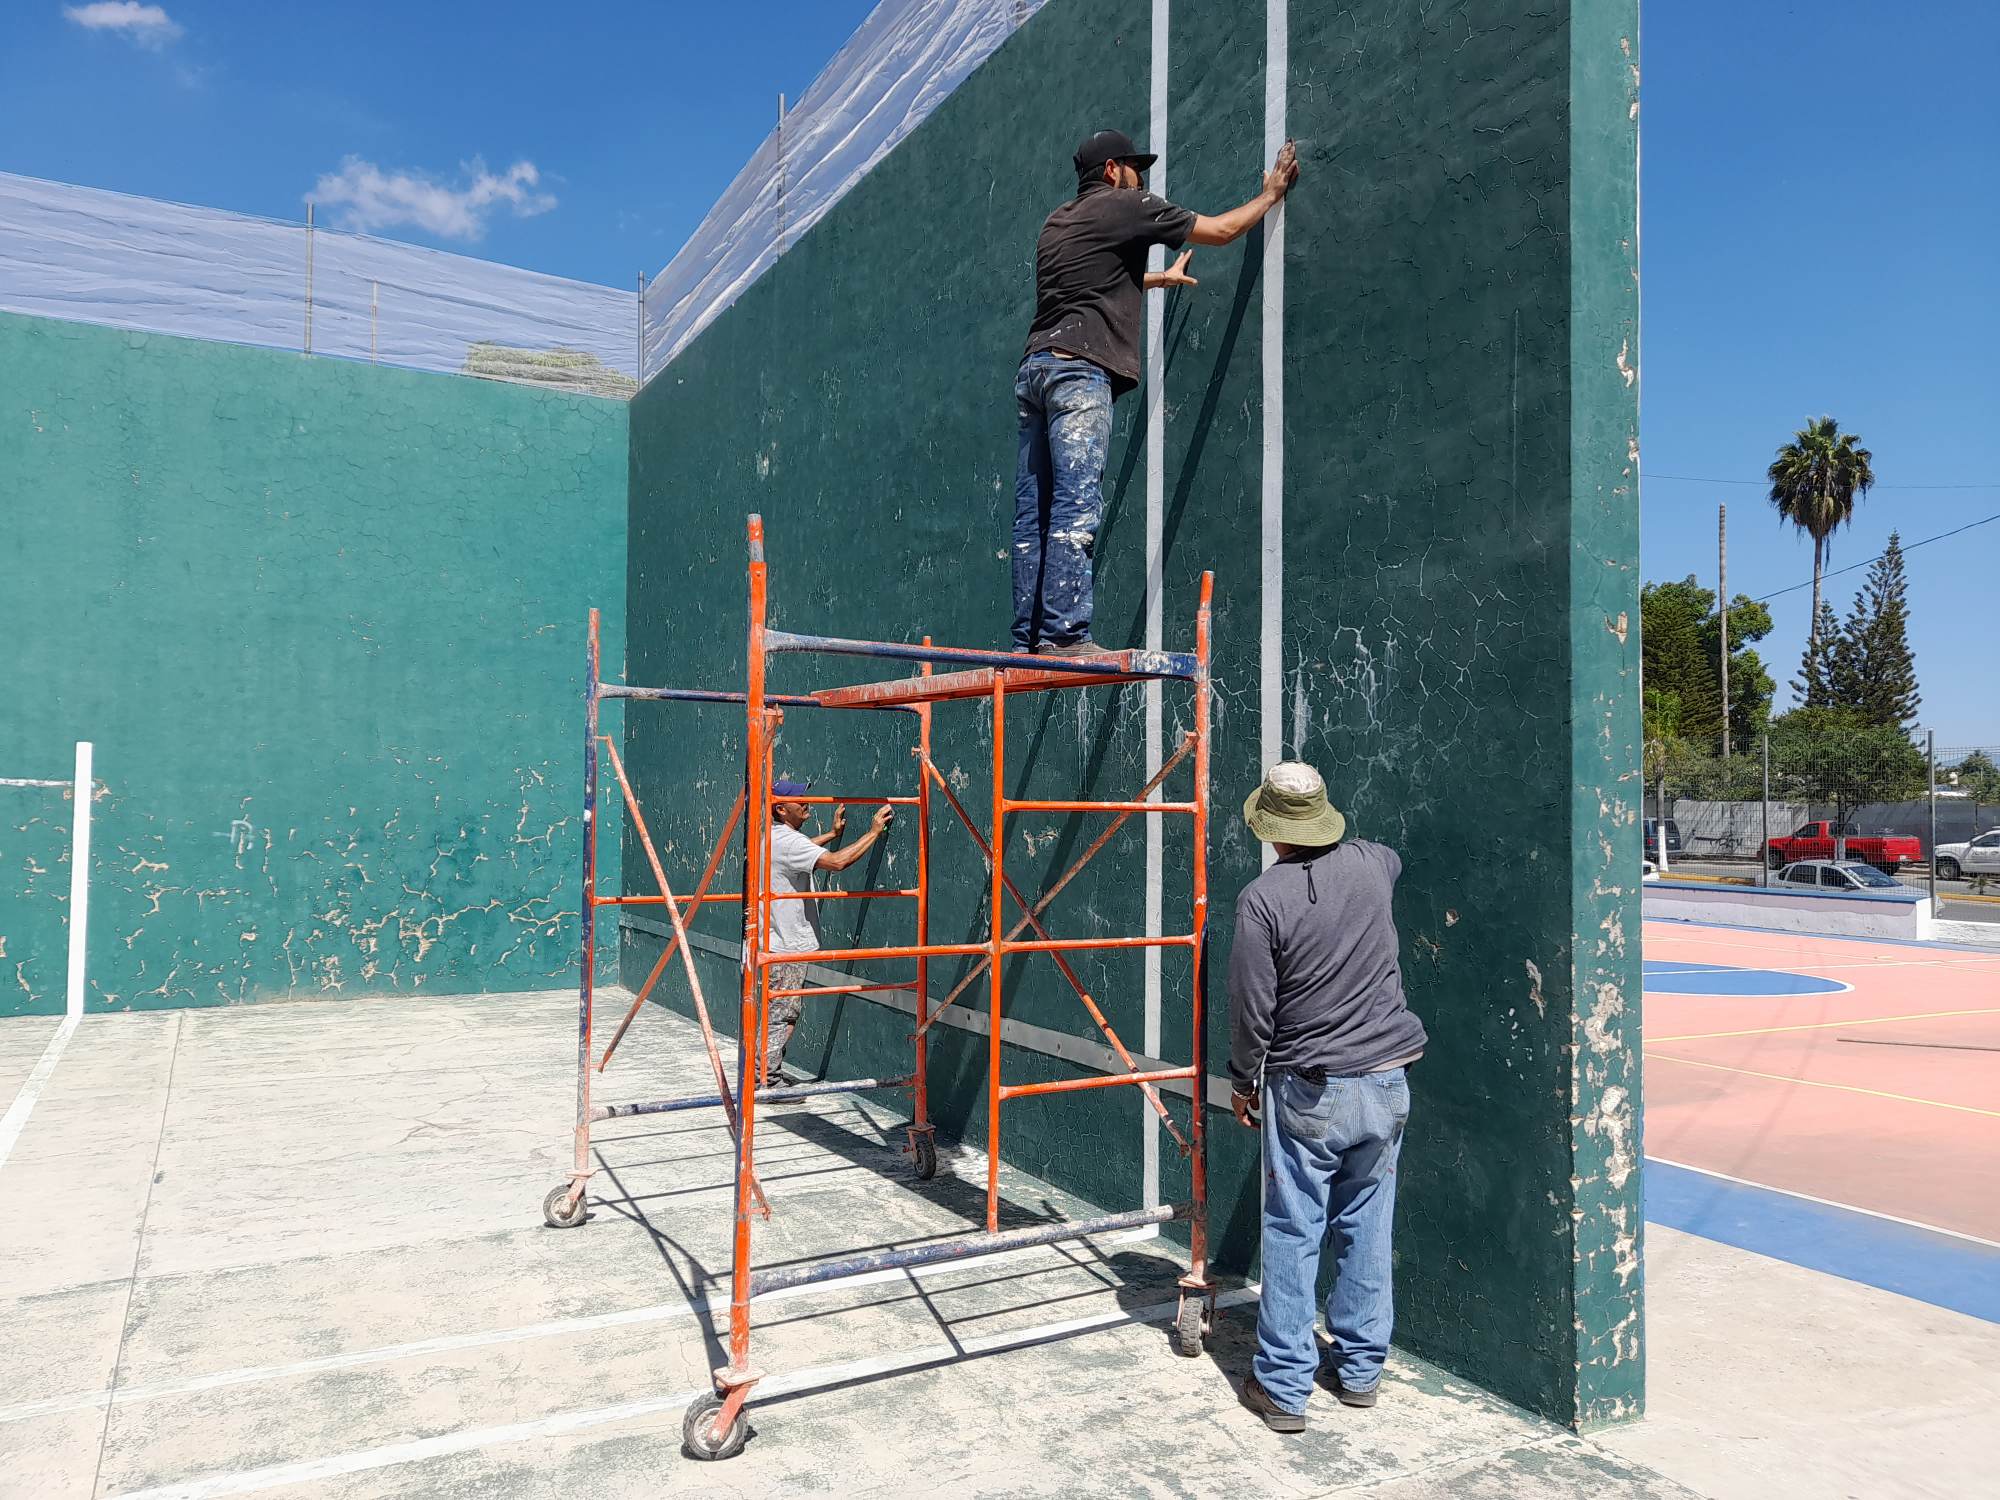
[682,1392,749,1461]
[911,1134,938,1182]
[1172,1295,1207,1358]
[1939,858,1961,881]
[542,1183,588,1229]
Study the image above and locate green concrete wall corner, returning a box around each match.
[1567,1,1646,1430]
[0,313,627,1012]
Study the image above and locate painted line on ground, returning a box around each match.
[1646,1156,2000,1250]
[0,1225,1166,1427]
[108,1283,1263,1500]
[1649,1004,2000,1045]
[1645,1158,2000,1324]
[0,1013,80,1175]
[1646,1052,2000,1118]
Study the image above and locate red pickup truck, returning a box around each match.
[1765,820,1923,873]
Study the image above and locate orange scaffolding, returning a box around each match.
[545,514,1214,1460]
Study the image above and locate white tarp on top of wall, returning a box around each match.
[0,172,637,396]
[641,0,1048,380]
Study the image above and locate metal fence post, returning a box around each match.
[1657,762,1669,876]
[1927,729,1938,916]
[1761,732,1771,888]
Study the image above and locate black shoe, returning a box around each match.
[1238,1375,1306,1433]
[1036,637,1110,659]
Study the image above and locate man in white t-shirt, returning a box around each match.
[759,777,895,1081]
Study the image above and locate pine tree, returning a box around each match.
[1836,532,1921,729]
[1792,600,1841,709]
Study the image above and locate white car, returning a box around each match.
[1933,829,2000,882]
[1774,859,1906,894]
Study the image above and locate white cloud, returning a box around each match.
[63,2,183,49]
[309,157,557,242]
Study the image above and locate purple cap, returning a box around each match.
[771,777,813,799]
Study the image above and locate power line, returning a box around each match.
[1644,471,1993,491]
[1753,511,2000,603]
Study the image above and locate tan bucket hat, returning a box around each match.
[1242,761,1347,846]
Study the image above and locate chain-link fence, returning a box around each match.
[1643,733,2000,916]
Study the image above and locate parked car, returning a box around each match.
[1764,820,1922,874]
[1774,859,1906,893]
[1642,818,1683,859]
[1934,829,2000,882]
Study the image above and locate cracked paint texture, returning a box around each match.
[0,312,626,1013]
[620,0,1639,1429]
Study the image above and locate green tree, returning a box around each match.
[1767,416,1875,663]
[1830,532,1920,729]
[1950,750,2000,804]
[1792,600,1841,709]
[1769,707,1926,829]
[1698,594,1775,746]
[1641,578,1720,739]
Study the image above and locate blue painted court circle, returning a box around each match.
[1641,959,1850,997]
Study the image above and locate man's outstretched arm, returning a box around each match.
[1186,140,1299,247]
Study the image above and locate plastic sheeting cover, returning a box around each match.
[641,0,1047,380]
[0,173,638,396]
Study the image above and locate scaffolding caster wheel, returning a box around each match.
[542,1183,588,1229]
[910,1134,938,1181]
[1173,1293,1210,1358]
[682,1392,748,1461]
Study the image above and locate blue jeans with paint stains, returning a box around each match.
[1011,352,1113,649]
[1253,1067,1411,1414]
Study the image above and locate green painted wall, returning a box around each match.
[0,312,626,1013]
[620,0,1640,1427]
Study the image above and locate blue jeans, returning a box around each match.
[1253,1067,1411,1414]
[1011,352,1113,649]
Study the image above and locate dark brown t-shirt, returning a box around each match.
[1023,182,1196,397]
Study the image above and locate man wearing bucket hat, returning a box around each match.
[1228,762,1428,1433]
[759,778,896,1080]
[1009,128,1299,657]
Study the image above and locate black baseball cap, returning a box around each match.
[1074,128,1157,180]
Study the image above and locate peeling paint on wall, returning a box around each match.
[0,311,626,1013]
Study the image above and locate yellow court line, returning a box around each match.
[1646,1052,2000,1119]
[1650,1005,2000,1044]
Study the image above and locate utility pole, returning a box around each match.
[1718,504,1730,759]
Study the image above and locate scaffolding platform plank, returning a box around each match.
[811,657,1184,710]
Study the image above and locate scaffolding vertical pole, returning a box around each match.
[912,645,934,1142]
[724,515,770,1409]
[571,610,602,1201]
[755,712,779,1087]
[1187,572,1214,1286]
[987,673,1007,1233]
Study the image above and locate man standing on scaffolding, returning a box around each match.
[761,779,894,1081]
[1012,128,1298,656]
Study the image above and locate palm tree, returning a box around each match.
[1767,417,1875,661]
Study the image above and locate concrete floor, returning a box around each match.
[1600,1225,2000,1500]
[0,989,1707,1500]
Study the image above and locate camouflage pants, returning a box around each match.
[764,960,808,1079]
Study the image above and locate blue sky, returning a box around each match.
[5,1,1995,741]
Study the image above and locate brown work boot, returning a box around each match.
[1318,1367,1379,1408]
[1238,1374,1306,1433]
[1036,637,1110,658]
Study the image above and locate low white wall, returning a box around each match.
[1643,879,1933,941]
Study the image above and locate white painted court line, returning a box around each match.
[0,1013,80,1175]
[0,1226,1166,1426]
[1647,1156,2000,1251]
[108,1283,1263,1499]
